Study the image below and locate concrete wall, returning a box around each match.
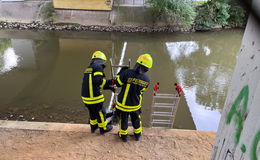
[55,6,155,26]
[53,0,113,11]
[55,9,111,26]
[0,1,156,26]
[110,6,153,26]
[211,14,260,160]
[0,1,44,23]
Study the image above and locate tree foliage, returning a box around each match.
[195,0,247,30]
[147,0,248,30]
[195,1,230,30]
[227,0,247,27]
[146,0,196,28]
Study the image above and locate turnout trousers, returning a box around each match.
[117,109,142,137]
[85,103,108,131]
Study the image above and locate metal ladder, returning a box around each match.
[109,58,131,79]
[109,58,131,108]
[150,93,180,128]
[107,58,131,124]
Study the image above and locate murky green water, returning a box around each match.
[0,29,244,131]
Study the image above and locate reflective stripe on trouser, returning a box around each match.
[120,129,128,135]
[132,112,142,134]
[98,111,107,130]
[85,103,108,130]
[118,109,142,136]
[119,112,129,136]
[90,119,98,125]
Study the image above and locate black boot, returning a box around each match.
[134,133,141,141]
[90,125,98,133]
[120,135,128,142]
[118,132,128,142]
[100,124,113,134]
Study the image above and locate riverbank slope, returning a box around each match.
[0,120,215,160]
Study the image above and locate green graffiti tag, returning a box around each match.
[241,144,246,153]
[226,85,249,144]
[223,85,260,160]
[251,130,260,160]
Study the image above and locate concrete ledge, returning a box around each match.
[0,120,215,160]
[0,120,90,132]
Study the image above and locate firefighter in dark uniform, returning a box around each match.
[81,51,114,134]
[114,54,153,142]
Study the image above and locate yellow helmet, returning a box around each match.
[92,51,107,61]
[136,53,153,69]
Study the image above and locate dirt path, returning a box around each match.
[0,121,215,160]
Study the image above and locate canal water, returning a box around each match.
[0,29,244,131]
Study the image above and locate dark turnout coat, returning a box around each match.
[115,69,150,112]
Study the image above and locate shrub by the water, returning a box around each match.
[195,0,248,30]
[146,0,196,28]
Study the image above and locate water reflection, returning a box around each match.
[166,37,239,131]
[203,46,211,56]
[176,67,221,131]
[166,41,199,61]
[0,48,20,74]
[0,30,243,131]
[0,39,20,74]
[183,86,221,131]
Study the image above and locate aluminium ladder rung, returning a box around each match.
[152,112,174,117]
[152,121,172,125]
[152,106,175,109]
[156,93,175,96]
[152,114,174,117]
[153,93,180,100]
[153,111,173,115]
[152,119,172,123]
[153,103,176,108]
[153,96,179,99]
[152,122,172,125]
[151,126,170,129]
[154,102,175,106]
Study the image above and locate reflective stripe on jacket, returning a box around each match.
[81,63,106,105]
[115,69,150,112]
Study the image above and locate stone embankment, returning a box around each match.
[0,21,190,33]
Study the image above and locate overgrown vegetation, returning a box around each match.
[195,0,247,30]
[146,0,196,28]
[147,0,248,31]
[195,1,230,30]
[41,2,56,23]
[227,0,247,27]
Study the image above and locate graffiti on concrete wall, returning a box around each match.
[226,85,249,144]
[251,130,260,160]
[224,85,260,160]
